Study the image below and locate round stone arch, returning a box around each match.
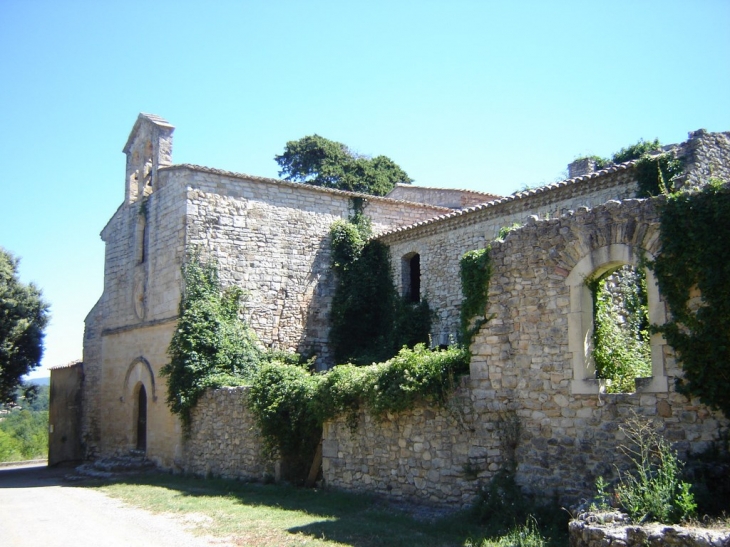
[565,243,668,395]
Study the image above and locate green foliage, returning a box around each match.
[612,417,696,523]
[467,519,548,547]
[361,344,469,419]
[589,266,652,393]
[0,248,50,405]
[460,248,492,346]
[573,155,611,171]
[246,361,321,479]
[471,470,568,544]
[496,223,521,242]
[329,219,366,272]
[650,180,730,418]
[329,215,432,365]
[611,138,663,164]
[275,134,413,196]
[0,409,48,461]
[634,152,683,198]
[246,345,469,479]
[314,344,468,427]
[161,253,263,429]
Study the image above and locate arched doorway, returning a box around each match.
[136,384,147,451]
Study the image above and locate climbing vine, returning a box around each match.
[589,266,652,393]
[161,253,263,429]
[459,247,492,346]
[651,179,730,419]
[635,153,683,198]
[572,138,683,198]
[328,205,431,365]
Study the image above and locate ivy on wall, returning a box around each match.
[459,247,492,346]
[161,253,262,429]
[573,138,683,198]
[651,179,730,419]
[635,153,683,198]
[328,206,432,365]
[589,266,652,393]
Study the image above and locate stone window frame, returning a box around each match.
[566,243,668,395]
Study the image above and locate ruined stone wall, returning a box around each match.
[322,198,728,507]
[322,381,492,506]
[677,129,730,190]
[569,511,730,547]
[183,387,267,480]
[164,165,446,368]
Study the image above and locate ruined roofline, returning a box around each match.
[159,163,454,213]
[376,159,641,242]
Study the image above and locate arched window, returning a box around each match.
[402,252,421,303]
[566,244,668,395]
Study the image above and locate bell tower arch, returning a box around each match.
[123,113,175,204]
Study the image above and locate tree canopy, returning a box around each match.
[0,248,50,404]
[274,134,413,196]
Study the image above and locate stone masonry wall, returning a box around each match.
[165,165,447,368]
[677,129,730,191]
[322,198,729,507]
[183,387,268,480]
[322,379,494,506]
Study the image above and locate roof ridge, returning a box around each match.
[390,183,502,198]
[377,160,638,239]
[161,164,454,212]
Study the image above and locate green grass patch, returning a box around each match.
[85,473,565,546]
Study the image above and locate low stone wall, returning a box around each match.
[569,512,730,547]
[183,386,268,480]
[322,381,495,506]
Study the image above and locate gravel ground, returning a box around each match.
[0,462,232,547]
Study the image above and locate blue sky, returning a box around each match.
[1,1,728,378]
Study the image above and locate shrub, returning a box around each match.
[611,138,662,164]
[601,416,696,524]
[246,361,322,480]
[246,344,469,481]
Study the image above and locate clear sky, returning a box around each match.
[1,0,728,379]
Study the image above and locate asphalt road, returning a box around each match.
[0,462,229,547]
